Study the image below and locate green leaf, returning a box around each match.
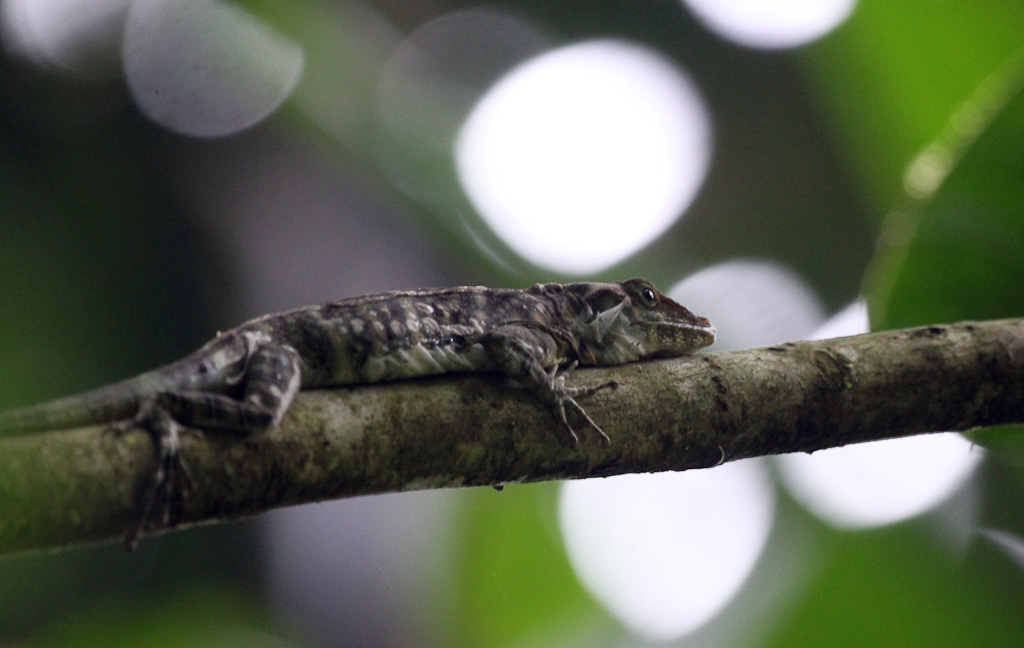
[865,47,1024,329]
[964,425,1024,467]
[31,586,284,648]
[766,524,1024,648]
[451,483,605,647]
[801,2,1024,211]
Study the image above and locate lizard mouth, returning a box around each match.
[660,319,717,348]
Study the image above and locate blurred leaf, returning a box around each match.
[766,525,1024,647]
[965,425,1024,468]
[452,483,604,647]
[801,1,1024,211]
[865,46,1024,329]
[30,586,292,648]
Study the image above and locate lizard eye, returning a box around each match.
[640,286,658,307]
[620,278,661,308]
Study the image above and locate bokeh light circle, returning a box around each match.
[560,461,775,640]
[682,0,857,49]
[1,0,130,77]
[668,259,826,350]
[772,303,985,529]
[123,0,303,137]
[455,39,712,274]
[777,433,983,529]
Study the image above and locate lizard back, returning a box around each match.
[238,285,572,387]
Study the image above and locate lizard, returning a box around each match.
[0,278,715,547]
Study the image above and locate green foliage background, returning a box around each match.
[2,0,1024,646]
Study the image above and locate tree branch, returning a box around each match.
[3,319,1024,554]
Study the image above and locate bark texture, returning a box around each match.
[2,319,1023,554]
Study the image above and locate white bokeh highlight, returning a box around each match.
[669,259,826,350]
[455,40,712,274]
[2,0,130,76]
[683,0,857,49]
[774,300,985,529]
[374,9,549,207]
[560,461,775,640]
[777,433,983,529]
[123,0,303,137]
[808,299,868,342]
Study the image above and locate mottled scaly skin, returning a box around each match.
[0,278,715,546]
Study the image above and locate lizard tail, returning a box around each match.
[0,377,149,436]
[0,332,252,437]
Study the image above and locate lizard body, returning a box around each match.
[0,278,715,544]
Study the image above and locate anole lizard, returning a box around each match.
[0,278,715,546]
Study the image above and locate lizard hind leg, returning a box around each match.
[122,342,303,549]
[121,404,201,551]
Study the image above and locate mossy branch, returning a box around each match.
[2,319,1024,555]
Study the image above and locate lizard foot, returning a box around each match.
[109,402,200,551]
[551,362,614,446]
[556,397,611,446]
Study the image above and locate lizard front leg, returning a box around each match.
[126,341,302,548]
[479,327,613,444]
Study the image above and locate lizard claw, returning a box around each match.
[562,396,611,445]
[552,367,612,445]
[554,402,581,446]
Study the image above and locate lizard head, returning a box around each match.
[568,278,716,366]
